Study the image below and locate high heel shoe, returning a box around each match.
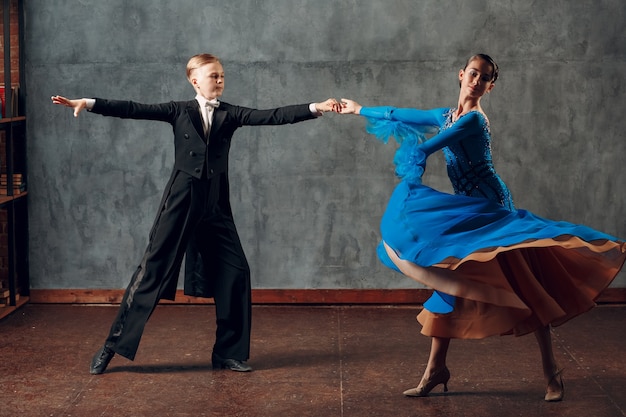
[544,369,564,402]
[403,366,450,397]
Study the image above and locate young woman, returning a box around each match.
[339,54,625,401]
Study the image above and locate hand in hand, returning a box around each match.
[51,95,87,118]
[315,98,342,113]
[339,99,361,115]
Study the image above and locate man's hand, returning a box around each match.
[51,95,87,118]
[315,98,341,113]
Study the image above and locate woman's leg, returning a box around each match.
[534,325,564,400]
[422,336,451,382]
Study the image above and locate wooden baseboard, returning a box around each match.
[28,288,626,305]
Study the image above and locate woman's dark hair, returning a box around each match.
[464,53,499,82]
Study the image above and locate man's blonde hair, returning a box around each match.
[186,53,221,81]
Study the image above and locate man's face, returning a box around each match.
[191,62,225,100]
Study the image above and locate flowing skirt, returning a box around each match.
[379,180,626,339]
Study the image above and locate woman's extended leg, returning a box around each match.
[534,325,564,401]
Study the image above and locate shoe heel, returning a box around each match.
[403,366,451,397]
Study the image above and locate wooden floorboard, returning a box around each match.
[1,304,625,416]
[28,287,626,305]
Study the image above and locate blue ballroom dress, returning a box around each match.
[360,106,626,339]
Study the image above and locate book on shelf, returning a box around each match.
[0,173,24,182]
[0,189,26,196]
[0,173,24,180]
[11,86,19,117]
[0,85,20,118]
[0,173,26,195]
[0,187,26,196]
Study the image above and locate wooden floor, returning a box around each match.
[1,303,625,417]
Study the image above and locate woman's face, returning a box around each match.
[458,58,495,99]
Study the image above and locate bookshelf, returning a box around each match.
[0,0,28,319]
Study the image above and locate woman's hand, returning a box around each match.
[339,98,362,115]
[315,98,341,113]
[51,95,87,118]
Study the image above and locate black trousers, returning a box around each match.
[104,171,251,361]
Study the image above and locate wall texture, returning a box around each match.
[25,0,625,290]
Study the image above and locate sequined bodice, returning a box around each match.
[441,109,514,210]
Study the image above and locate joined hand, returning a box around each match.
[339,98,362,115]
[316,98,342,113]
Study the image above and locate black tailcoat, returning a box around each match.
[90,98,316,360]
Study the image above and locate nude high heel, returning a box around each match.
[544,369,564,402]
[403,366,450,397]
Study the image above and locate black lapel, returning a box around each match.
[211,106,226,135]
[187,101,204,138]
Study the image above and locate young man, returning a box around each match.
[52,53,339,374]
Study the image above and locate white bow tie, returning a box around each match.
[205,99,220,109]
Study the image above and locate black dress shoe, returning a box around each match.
[212,354,252,372]
[90,345,115,375]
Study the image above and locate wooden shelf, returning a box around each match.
[0,296,29,320]
[1,0,29,320]
[0,116,26,124]
[0,190,27,206]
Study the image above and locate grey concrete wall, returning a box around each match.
[25,0,625,290]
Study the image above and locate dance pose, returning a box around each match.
[53,53,340,374]
[339,53,625,401]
